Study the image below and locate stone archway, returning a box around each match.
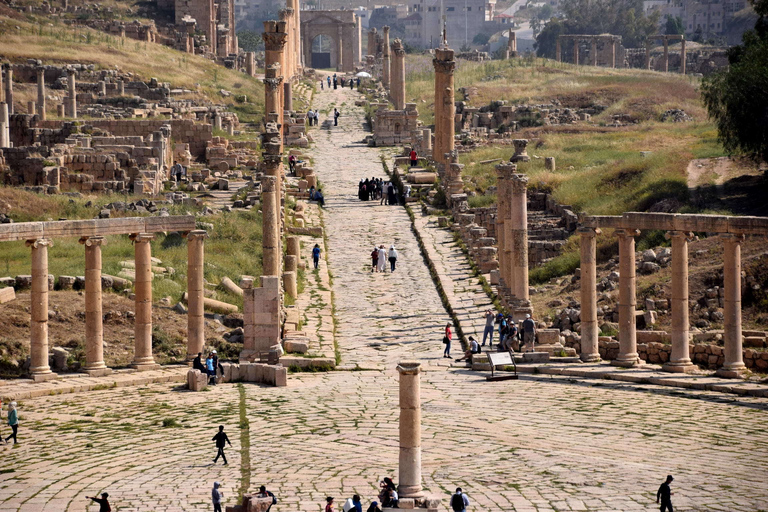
[301,10,361,72]
[311,34,333,69]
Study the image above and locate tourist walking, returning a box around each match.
[211,425,232,465]
[85,493,111,512]
[409,148,418,167]
[327,76,331,88]
[320,79,324,90]
[387,245,398,272]
[482,309,495,348]
[450,488,470,512]
[206,352,216,385]
[172,160,185,182]
[521,313,536,351]
[377,245,387,272]
[312,243,321,269]
[325,496,336,512]
[371,246,379,272]
[657,475,674,512]
[211,482,224,512]
[387,182,396,205]
[256,485,277,512]
[4,401,18,444]
[334,108,340,126]
[443,322,452,358]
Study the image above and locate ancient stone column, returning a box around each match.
[28,238,53,380]
[507,31,517,59]
[337,25,344,72]
[118,80,125,96]
[610,39,617,68]
[67,70,77,118]
[264,20,288,135]
[645,40,651,70]
[98,80,106,96]
[391,39,406,110]
[663,231,694,373]
[3,64,13,115]
[613,228,642,367]
[397,360,424,499]
[287,235,300,261]
[509,173,529,301]
[186,230,207,358]
[131,233,157,370]
[495,162,514,294]
[27,101,35,115]
[680,38,686,75]
[0,102,7,148]
[284,81,293,112]
[591,38,598,66]
[284,270,297,298]
[246,51,255,76]
[261,174,280,276]
[663,37,669,72]
[422,128,432,152]
[368,28,377,57]
[555,37,561,62]
[81,236,110,375]
[382,26,391,87]
[432,47,455,166]
[36,67,46,121]
[285,254,297,274]
[573,39,579,65]
[579,227,601,362]
[717,234,746,378]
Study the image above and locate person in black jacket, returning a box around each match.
[257,485,277,512]
[656,475,674,512]
[86,493,111,512]
[212,425,232,465]
[193,352,206,372]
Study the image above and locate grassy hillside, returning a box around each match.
[0,13,265,123]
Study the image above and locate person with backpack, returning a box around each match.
[86,493,111,512]
[522,313,537,351]
[256,485,277,512]
[450,488,470,512]
[211,482,224,512]
[505,320,520,351]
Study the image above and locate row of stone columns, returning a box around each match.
[27,231,207,380]
[645,36,686,74]
[390,39,406,110]
[432,47,455,167]
[555,36,617,68]
[578,228,745,376]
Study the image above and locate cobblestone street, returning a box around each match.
[1,86,767,512]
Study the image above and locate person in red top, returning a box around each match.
[325,496,335,512]
[409,148,418,167]
[443,322,452,358]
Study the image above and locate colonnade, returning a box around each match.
[578,212,766,377]
[494,162,529,307]
[646,34,686,74]
[555,35,619,68]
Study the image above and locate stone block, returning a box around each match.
[537,329,561,345]
[245,363,257,382]
[398,498,415,509]
[522,352,550,363]
[274,366,287,387]
[284,339,309,353]
[489,270,500,285]
[0,286,15,304]
[187,369,207,391]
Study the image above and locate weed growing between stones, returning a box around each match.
[237,383,251,500]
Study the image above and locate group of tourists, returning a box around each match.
[320,74,361,91]
[357,177,384,201]
[193,350,223,385]
[308,186,325,207]
[370,244,398,272]
[480,310,538,352]
[306,109,320,126]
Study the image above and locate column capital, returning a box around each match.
[26,238,52,248]
[263,31,288,51]
[578,226,601,236]
[614,228,640,238]
[184,230,208,241]
[130,233,155,243]
[509,173,529,194]
[396,360,421,375]
[79,236,106,247]
[261,175,278,192]
[432,58,456,75]
[495,161,517,179]
[720,233,745,242]
[665,230,693,241]
[263,77,283,91]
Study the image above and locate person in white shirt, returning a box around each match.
[387,245,398,272]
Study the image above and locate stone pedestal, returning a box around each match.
[578,227,601,362]
[397,361,424,499]
[28,238,55,380]
[717,234,746,378]
[241,276,281,359]
[663,231,695,373]
[131,233,159,370]
[186,230,207,358]
[81,237,111,376]
[612,229,643,367]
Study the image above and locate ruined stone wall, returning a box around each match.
[9,115,77,148]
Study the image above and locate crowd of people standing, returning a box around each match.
[356,178,409,206]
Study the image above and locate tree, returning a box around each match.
[701,0,768,162]
[237,31,263,52]
[473,32,491,46]
[665,15,684,35]
[535,17,564,58]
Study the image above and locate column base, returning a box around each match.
[83,368,113,377]
[580,353,601,363]
[131,361,160,371]
[716,365,746,379]
[30,371,58,382]
[397,485,425,499]
[662,362,696,373]
[611,356,643,368]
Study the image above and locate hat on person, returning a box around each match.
[211,349,217,354]
[667,475,674,481]
[525,314,531,318]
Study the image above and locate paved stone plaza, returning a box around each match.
[1,86,768,512]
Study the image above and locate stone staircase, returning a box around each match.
[527,209,572,267]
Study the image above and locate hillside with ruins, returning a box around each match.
[0,0,767,511]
